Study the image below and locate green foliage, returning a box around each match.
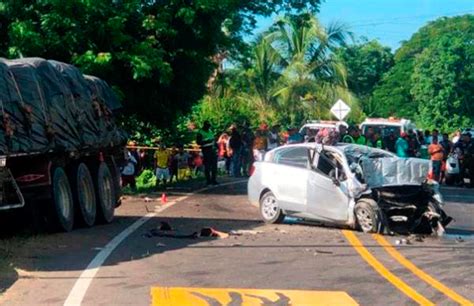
[412,35,473,132]
[372,14,473,126]
[0,0,323,128]
[336,39,394,116]
[211,13,362,129]
[179,96,260,135]
[136,169,156,191]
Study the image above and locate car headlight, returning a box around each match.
[0,156,6,167]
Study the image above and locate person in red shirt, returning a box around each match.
[428,136,444,182]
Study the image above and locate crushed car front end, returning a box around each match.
[343,145,452,235]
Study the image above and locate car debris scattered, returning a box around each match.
[143,224,233,239]
[229,230,263,236]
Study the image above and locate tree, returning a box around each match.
[371,15,473,121]
[336,39,394,115]
[267,13,359,125]
[412,35,473,132]
[0,0,323,128]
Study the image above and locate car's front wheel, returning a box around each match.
[354,198,384,233]
[259,191,285,224]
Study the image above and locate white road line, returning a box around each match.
[63,180,247,306]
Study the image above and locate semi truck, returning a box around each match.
[0,58,126,231]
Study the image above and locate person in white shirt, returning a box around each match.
[121,151,137,191]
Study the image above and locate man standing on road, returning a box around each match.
[428,136,444,182]
[395,132,409,158]
[228,125,243,177]
[197,121,219,185]
[154,143,171,190]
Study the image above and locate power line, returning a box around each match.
[347,10,474,25]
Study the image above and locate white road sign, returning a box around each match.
[330,99,351,121]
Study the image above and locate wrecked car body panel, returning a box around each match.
[360,157,430,188]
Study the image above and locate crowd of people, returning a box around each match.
[338,126,473,187]
[121,121,473,190]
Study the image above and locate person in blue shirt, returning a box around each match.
[395,132,409,158]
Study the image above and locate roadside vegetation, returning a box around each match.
[0,2,472,140]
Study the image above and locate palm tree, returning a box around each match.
[267,13,355,125]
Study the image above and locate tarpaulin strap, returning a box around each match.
[93,100,103,118]
[33,75,49,127]
[45,120,55,141]
[9,71,33,127]
[0,99,14,138]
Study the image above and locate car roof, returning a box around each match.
[269,142,395,157]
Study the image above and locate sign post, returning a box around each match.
[330,99,351,121]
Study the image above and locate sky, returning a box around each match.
[253,0,474,51]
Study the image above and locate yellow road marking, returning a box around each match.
[151,287,359,306]
[373,234,473,305]
[342,230,434,305]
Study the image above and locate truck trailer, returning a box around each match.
[0,58,126,231]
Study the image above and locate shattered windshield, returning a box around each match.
[342,144,394,164]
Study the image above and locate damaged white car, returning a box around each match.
[248,143,452,234]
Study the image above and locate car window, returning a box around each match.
[362,125,401,138]
[315,151,347,181]
[273,147,309,169]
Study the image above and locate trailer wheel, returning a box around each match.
[72,163,97,227]
[94,162,115,223]
[51,167,74,232]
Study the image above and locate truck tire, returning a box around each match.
[51,167,75,232]
[109,157,122,207]
[354,198,384,234]
[71,163,97,227]
[94,162,115,223]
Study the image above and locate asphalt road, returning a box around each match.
[0,178,473,305]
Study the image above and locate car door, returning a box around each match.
[306,150,350,222]
[270,146,310,213]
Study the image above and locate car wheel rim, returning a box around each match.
[262,195,278,220]
[356,208,373,232]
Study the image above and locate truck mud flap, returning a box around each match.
[0,166,25,210]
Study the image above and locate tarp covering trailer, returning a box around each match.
[0,58,126,155]
[0,57,126,231]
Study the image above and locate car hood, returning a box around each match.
[360,157,429,188]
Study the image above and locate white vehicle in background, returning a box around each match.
[360,117,417,138]
[299,120,348,142]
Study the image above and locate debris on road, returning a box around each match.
[200,227,229,239]
[274,228,288,234]
[143,229,199,239]
[156,243,166,248]
[395,238,411,245]
[229,230,263,236]
[143,225,231,239]
[144,197,154,203]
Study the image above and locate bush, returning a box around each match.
[136,169,156,191]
